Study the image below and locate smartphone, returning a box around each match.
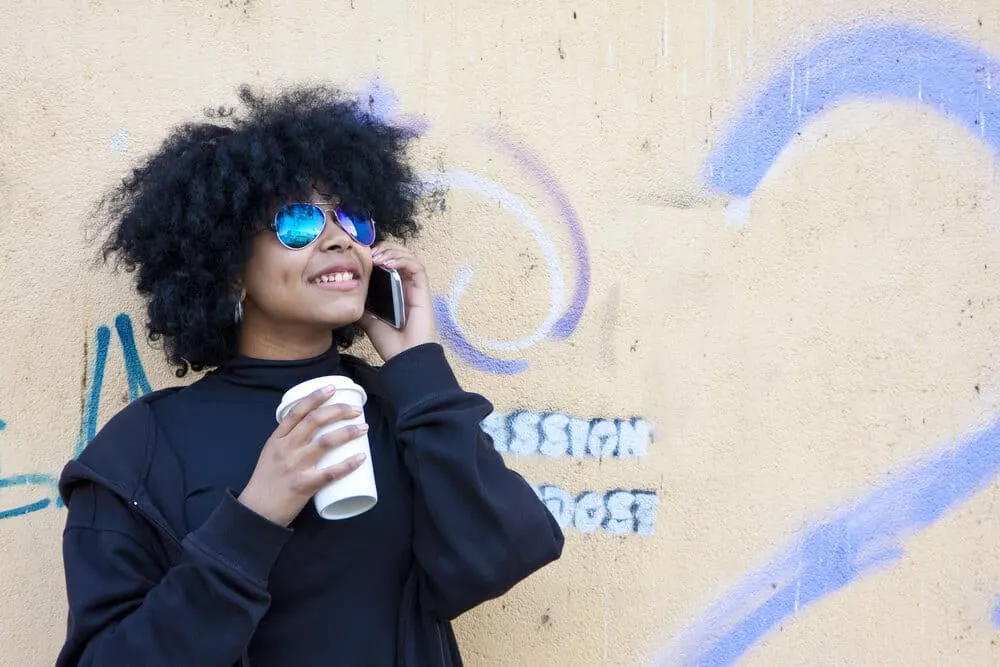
[365,265,406,329]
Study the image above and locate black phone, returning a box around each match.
[365,265,406,329]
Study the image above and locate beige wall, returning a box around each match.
[3,0,1000,665]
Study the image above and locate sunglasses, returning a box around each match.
[271,203,377,250]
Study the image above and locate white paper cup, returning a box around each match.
[275,375,377,520]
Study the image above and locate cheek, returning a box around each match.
[245,243,308,305]
[359,248,374,273]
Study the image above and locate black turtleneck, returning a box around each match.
[57,343,565,667]
[152,344,413,665]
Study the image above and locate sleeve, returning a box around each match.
[56,484,292,667]
[378,343,565,620]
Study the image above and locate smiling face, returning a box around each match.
[239,184,374,350]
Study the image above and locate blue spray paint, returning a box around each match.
[0,473,58,520]
[658,24,1000,663]
[428,153,590,374]
[116,313,152,401]
[75,324,112,458]
[705,25,1000,200]
[0,420,59,519]
[433,297,528,374]
[663,410,1000,665]
[1,314,152,519]
[993,599,1000,629]
[73,314,151,459]
[483,129,591,340]
[357,77,591,375]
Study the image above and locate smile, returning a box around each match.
[311,271,358,285]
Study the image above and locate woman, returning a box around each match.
[56,84,564,667]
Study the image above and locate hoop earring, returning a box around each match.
[233,297,244,324]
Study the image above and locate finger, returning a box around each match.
[376,254,429,289]
[274,386,338,437]
[371,243,403,262]
[285,403,363,446]
[299,423,369,466]
[372,246,417,265]
[303,452,368,491]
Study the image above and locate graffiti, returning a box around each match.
[0,420,53,519]
[360,77,590,375]
[356,79,647,535]
[0,415,58,519]
[662,417,1000,665]
[428,131,590,375]
[994,599,1000,629]
[481,410,651,458]
[0,471,57,520]
[660,24,1000,665]
[0,413,61,520]
[534,485,659,536]
[0,314,151,520]
[75,313,152,458]
[705,24,1000,226]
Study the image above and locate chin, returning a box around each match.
[319,305,365,329]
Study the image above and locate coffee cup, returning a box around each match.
[275,375,377,520]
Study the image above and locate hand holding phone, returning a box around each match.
[361,245,435,362]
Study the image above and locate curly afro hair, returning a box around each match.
[99,84,425,377]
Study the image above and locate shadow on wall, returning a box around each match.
[659,22,1000,666]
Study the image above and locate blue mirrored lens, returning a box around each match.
[275,204,325,249]
[335,208,376,246]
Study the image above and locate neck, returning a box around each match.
[238,317,337,360]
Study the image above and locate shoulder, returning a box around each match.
[340,352,385,388]
[84,389,179,451]
[69,388,182,492]
[339,352,395,412]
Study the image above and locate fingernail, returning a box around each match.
[354,453,367,464]
[322,386,338,395]
[357,423,369,433]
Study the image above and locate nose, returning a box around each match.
[316,209,354,251]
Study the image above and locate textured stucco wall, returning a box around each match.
[2,1,1000,665]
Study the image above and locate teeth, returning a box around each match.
[314,272,354,284]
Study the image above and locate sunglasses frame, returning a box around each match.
[271,202,377,250]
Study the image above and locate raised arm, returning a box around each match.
[378,343,564,620]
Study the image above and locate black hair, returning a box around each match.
[98,84,424,377]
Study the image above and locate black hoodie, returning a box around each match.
[56,342,564,667]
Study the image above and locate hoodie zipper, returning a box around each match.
[128,498,182,547]
[128,498,251,667]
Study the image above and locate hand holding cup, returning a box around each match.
[238,384,370,527]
